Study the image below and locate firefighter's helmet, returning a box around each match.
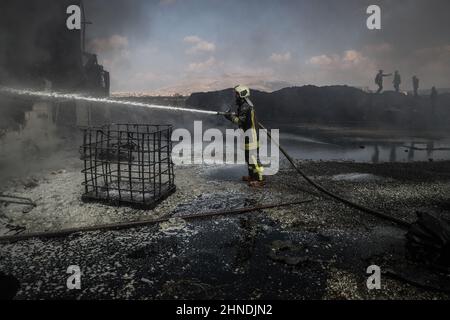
[234,85,250,99]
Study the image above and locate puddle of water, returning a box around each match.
[185,128,450,165]
[201,165,247,182]
[281,133,450,163]
[133,213,331,299]
[128,206,406,299]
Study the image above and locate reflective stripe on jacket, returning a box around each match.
[231,101,259,150]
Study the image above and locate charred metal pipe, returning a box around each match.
[0,194,36,208]
[0,200,312,243]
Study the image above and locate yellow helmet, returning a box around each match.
[234,85,251,99]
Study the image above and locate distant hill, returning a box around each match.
[186,85,450,128]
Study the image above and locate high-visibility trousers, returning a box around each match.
[245,148,264,181]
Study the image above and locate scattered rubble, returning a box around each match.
[22,178,39,189]
[406,211,450,269]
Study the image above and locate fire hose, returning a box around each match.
[257,122,411,229]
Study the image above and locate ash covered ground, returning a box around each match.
[1,152,450,299]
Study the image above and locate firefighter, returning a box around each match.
[225,85,265,187]
[412,75,420,97]
[375,70,392,94]
[393,70,401,92]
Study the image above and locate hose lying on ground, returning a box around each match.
[258,122,411,229]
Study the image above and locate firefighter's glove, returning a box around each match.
[224,109,236,122]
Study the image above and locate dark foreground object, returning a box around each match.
[0,272,20,300]
[406,212,450,270]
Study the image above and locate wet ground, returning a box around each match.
[1,158,450,299]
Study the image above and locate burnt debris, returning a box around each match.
[406,211,450,270]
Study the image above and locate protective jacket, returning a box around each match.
[230,101,259,151]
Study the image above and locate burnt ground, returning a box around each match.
[0,159,450,300]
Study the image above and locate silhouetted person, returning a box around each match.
[389,145,397,162]
[408,143,415,162]
[375,70,392,93]
[412,76,419,97]
[427,141,435,158]
[431,86,438,115]
[393,71,401,92]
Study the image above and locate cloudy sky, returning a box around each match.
[84,0,450,94]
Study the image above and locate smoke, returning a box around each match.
[0,85,220,180]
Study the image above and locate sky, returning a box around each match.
[84,0,450,95]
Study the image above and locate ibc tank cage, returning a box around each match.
[81,124,176,209]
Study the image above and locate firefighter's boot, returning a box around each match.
[248,180,266,188]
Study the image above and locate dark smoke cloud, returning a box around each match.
[84,0,155,41]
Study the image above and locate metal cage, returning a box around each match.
[81,124,176,209]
